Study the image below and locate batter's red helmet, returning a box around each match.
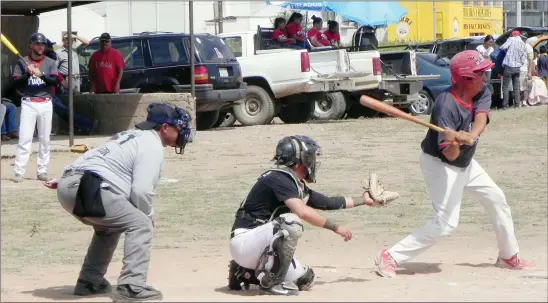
[450,50,494,85]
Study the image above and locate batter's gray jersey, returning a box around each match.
[66,129,165,218]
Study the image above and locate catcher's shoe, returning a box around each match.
[495,254,530,270]
[366,173,400,205]
[73,278,112,296]
[228,260,259,290]
[259,282,299,296]
[374,249,397,278]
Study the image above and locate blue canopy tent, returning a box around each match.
[266,1,407,27]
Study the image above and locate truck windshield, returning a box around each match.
[194,36,236,62]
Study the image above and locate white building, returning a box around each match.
[38,1,361,45]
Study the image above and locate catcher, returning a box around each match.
[227,135,399,296]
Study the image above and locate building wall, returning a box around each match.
[37,1,363,47]
[386,1,504,43]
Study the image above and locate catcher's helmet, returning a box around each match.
[450,50,494,85]
[29,33,47,44]
[272,135,321,183]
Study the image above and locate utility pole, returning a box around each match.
[432,0,437,41]
[217,1,224,34]
[516,1,522,27]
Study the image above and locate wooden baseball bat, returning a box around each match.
[359,95,445,133]
[1,33,43,77]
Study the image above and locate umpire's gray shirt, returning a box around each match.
[66,129,164,219]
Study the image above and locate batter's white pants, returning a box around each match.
[14,99,53,176]
[230,223,307,282]
[388,152,520,264]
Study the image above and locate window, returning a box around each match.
[521,1,533,10]
[77,39,145,72]
[111,40,145,69]
[222,36,243,57]
[483,0,490,6]
[193,36,236,63]
[474,0,480,6]
[149,37,188,66]
[463,0,470,5]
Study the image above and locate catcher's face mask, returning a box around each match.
[292,136,322,183]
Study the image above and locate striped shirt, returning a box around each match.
[500,36,527,68]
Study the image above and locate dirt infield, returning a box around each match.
[1,107,547,302]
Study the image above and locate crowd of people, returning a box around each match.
[271,12,341,49]
[1,31,125,183]
[493,30,548,108]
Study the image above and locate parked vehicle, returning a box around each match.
[218,29,371,126]
[414,52,451,114]
[349,26,440,116]
[77,31,247,130]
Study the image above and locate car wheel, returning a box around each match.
[311,92,347,120]
[409,90,433,115]
[232,85,275,126]
[213,110,237,128]
[196,110,221,131]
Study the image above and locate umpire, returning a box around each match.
[54,103,193,301]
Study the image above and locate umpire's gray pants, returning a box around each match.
[56,171,153,287]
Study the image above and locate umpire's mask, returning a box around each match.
[272,135,322,183]
[135,103,195,155]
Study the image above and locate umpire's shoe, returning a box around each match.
[73,278,112,296]
[111,284,163,302]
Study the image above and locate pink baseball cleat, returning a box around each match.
[375,249,397,278]
[495,253,530,270]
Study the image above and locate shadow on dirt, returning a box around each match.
[396,262,442,275]
[21,285,110,301]
[213,286,262,296]
[315,276,369,285]
[455,262,495,268]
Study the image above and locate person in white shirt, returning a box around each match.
[476,35,495,84]
[519,37,535,106]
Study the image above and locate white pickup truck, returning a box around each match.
[220,27,439,125]
[218,30,374,125]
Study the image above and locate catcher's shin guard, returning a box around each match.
[228,260,259,290]
[256,213,304,295]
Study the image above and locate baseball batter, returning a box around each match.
[228,135,400,295]
[46,103,193,301]
[11,33,59,182]
[375,50,529,278]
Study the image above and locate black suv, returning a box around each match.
[78,32,247,130]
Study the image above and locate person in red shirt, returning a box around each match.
[272,17,297,47]
[307,16,331,47]
[323,20,341,48]
[88,33,125,94]
[286,12,307,48]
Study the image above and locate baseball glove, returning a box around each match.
[362,173,400,205]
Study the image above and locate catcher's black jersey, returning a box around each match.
[231,169,302,232]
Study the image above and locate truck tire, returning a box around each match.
[409,90,433,116]
[196,110,221,131]
[232,85,275,126]
[312,92,347,120]
[278,100,314,124]
[213,110,237,128]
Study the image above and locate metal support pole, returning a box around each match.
[128,0,133,35]
[189,1,195,98]
[67,0,74,146]
[516,1,521,27]
[432,0,436,41]
[218,1,223,33]
[156,1,160,31]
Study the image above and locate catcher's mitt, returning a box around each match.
[362,173,400,205]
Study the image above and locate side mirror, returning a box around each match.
[435,57,448,67]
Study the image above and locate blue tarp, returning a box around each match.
[266,1,407,27]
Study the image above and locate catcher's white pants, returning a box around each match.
[230,223,307,282]
[388,152,520,264]
[14,99,53,176]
